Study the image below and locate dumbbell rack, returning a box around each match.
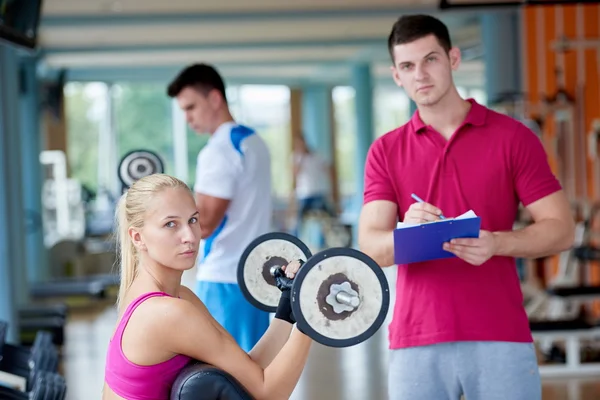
[0,320,67,399]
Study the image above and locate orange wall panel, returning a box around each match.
[524,7,539,107]
[522,4,600,304]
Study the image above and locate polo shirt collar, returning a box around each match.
[410,98,487,133]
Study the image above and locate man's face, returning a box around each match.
[390,34,460,107]
[176,86,219,134]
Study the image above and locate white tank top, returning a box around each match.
[293,152,330,199]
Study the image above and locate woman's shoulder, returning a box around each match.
[122,293,198,350]
[178,285,196,301]
[118,292,198,365]
[125,291,192,326]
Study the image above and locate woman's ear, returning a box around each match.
[129,227,146,251]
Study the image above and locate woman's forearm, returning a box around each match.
[248,319,293,368]
[260,329,312,400]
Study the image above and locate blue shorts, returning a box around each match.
[195,280,270,353]
[388,341,541,400]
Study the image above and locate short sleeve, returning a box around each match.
[363,139,396,204]
[194,145,239,200]
[511,122,562,206]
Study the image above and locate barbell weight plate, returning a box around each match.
[237,232,312,312]
[291,247,390,348]
[118,150,165,188]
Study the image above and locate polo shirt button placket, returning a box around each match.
[441,142,453,177]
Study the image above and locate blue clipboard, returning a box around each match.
[393,216,481,265]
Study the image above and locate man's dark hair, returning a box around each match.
[167,63,227,102]
[387,14,452,63]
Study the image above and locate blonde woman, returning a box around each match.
[102,174,311,400]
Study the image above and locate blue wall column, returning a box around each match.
[20,56,48,283]
[299,85,333,247]
[481,10,521,103]
[301,85,333,163]
[351,63,374,206]
[0,43,28,342]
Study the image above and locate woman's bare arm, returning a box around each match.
[179,286,293,368]
[158,298,311,400]
[245,319,293,368]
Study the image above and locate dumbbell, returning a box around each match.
[237,232,390,348]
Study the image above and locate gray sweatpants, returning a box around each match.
[388,341,541,400]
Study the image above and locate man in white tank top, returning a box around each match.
[168,64,272,352]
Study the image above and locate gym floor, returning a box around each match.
[61,268,600,400]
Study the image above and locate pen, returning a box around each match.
[411,193,445,219]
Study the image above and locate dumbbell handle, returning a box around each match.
[270,259,305,277]
[336,291,360,308]
[271,264,360,308]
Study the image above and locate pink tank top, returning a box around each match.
[105,291,191,400]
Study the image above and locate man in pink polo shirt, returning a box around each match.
[358,14,575,400]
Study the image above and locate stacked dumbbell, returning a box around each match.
[0,321,67,399]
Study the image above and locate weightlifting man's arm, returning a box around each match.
[194,193,230,239]
[358,200,398,267]
[193,147,238,238]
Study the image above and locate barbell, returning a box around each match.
[237,232,390,348]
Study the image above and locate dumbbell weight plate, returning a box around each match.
[238,232,312,312]
[291,247,390,348]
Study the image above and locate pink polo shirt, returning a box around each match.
[364,99,561,349]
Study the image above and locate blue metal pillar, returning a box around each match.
[301,85,333,163]
[351,63,374,204]
[300,85,333,248]
[481,10,521,103]
[0,43,28,342]
[20,56,48,283]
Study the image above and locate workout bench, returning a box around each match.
[533,326,600,378]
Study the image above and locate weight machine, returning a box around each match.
[515,34,600,378]
[29,149,164,305]
[489,91,544,145]
[525,206,600,377]
[299,209,353,252]
[39,150,86,250]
